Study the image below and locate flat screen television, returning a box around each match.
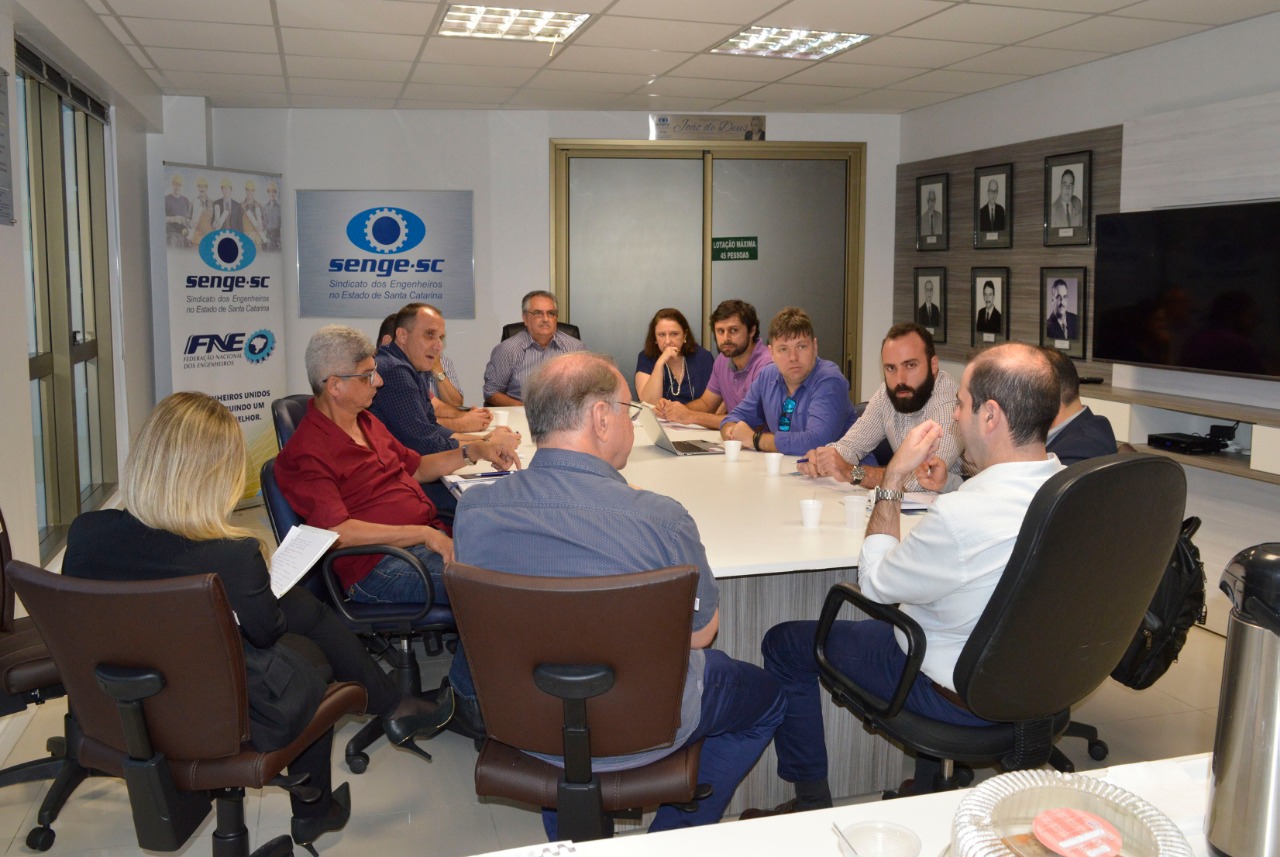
[1093,200,1280,381]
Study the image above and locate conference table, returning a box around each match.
[464,407,922,812]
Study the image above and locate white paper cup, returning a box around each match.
[723,439,742,461]
[799,499,824,528]
[491,410,510,427]
[842,495,864,528]
[836,820,921,857]
[764,451,783,475]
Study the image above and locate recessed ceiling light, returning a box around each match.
[711,26,870,60]
[437,5,590,42]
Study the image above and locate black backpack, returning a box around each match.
[1110,516,1208,690]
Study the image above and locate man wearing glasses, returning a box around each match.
[483,290,584,406]
[276,325,518,607]
[719,307,854,456]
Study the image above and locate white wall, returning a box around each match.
[199,108,901,401]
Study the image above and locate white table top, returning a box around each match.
[472,754,1214,857]
[476,408,920,579]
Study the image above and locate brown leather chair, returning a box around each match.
[7,561,368,857]
[444,562,705,842]
[0,511,90,852]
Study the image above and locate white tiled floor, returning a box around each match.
[0,626,1225,856]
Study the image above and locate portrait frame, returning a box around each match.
[971,268,1010,347]
[1040,266,1088,359]
[913,267,946,343]
[1043,151,1091,246]
[916,173,948,251]
[973,163,1013,249]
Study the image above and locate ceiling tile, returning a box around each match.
[86,0,109,12]
[573,16,739,52]
[400,83,517,103]
[1114,0,1280,25]
[289,94,400,108]
[505,89,629,109]
[639,76,763,99]
[835,36,1001,66]
[547,46,690,75]
[948,44,1108,74]
[163,70,288,93]
[288,78,406,98]
[103,0,274,25]
[613,94,731,110]
[895,4,1090,43]
[1021,16,1208,51]
[122,18,279,52]
[276,0,439,32]
[396,98,500,110]
[783,61,928,88]
[667,54,808,82]
[101,16,134,45]
[144,68,169,88]
[747,82,868,104]
[605,0,783,24]
[891,68,1026,93]
[759,0,956,35]
[419,37,555,68]
[527,69,651,92]
[146,47,284,75]
[281,28,424,61]
[124,45,153,68]
[209,93,291,108]
[838,88,959,110]
[285,55,413,81]
[974,0,1133,11]
[412,63,538,87]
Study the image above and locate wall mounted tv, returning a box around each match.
[1093,200,1280,381]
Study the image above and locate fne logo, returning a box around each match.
[346,207,426,254]
[183,329,276,363]
[199,229,257,272]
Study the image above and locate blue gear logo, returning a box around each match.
[244,329,275,364]
[199,229,257,272]
[345,207,426,254]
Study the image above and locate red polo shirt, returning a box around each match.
[275,400,441,591]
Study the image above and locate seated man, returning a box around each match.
[483,289,584,405]
[378,311,467,412]
[451,352,784,836]
[1043,348,1118,465]
[275,324,517,605]
[746,343,1063,816]
[719,307,854,456]
[656,299,773,430]
[800,322,962,492]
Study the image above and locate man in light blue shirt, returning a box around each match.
[482,290,583,405]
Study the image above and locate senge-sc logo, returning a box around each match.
[346,207,426,254]
[184,329,276,363]
[198,229,257,272]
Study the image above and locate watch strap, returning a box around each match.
[873,486,905,503]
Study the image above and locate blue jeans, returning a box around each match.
[349,544,449,606]
[762,619,992,784]
[540,649,785,839]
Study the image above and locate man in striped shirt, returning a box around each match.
[483,290,584,406]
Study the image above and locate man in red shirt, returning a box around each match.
[276,324,518,604]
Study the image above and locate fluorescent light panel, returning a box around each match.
[438,5,590,42]
[712,26,870,60]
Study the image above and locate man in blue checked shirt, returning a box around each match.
[483,290,584,406]
[719,307,855,456]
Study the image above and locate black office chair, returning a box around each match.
[260,459,456,772]
[501,321,581,342]
[8,562,367,857]
[444,562,707,842]
[270,393,314,449]
[816,453,1186,794]
[851,401,895,466]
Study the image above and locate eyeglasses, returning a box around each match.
[778,397,797,432]
[327,369,378,385]
[525,309,558,320]
[616,401,644,421]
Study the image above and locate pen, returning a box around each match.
[796,457,809,464]
[473,470,511,477]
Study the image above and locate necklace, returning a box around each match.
[664,358,694,400]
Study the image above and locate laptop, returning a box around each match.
[634,403,724,456]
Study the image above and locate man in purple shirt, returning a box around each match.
[720,307,854,456]
[656,299,773,430]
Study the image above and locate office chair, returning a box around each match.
[7,562,367,857]
[444,562,708,842]
[850,402,895,466]
[270,393,313,449]
[816,453,1186,794]
[260,458,456,772]
[501,321,581,342]
[0,510,94,852]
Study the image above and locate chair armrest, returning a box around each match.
[320,545,435,624]
[814,582,927,719]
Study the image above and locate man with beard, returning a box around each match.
[655,299,772,430]
[799,322,962,492]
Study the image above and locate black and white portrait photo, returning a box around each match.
[1041,267,1088,358]
[971,268,1009,345]
[974,164,1012,249]
[1044,151,1091,246]
[916,174,948,251]
[914,267,946,342]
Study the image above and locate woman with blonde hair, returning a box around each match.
[634,307,715,406]
[62,392,453,854]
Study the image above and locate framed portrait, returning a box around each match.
[1043,151,1091,246]
[916,173,948,251]
[1041,267,1087,358]
[913,267,946,343]
[971,268,1010,346]
[973,163,1012,249]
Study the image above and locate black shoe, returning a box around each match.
[383,687,456,746]
[292,782,350,856]
[445,689,486,745]
[739,799,801,820]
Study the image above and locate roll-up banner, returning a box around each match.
[162,163,287,500]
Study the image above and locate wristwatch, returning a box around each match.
[850,464,866,485]
[460,444,473,463]
[752,428,764,451]
[872,486,905,504]
[434,371,447,381]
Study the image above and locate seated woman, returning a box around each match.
[634,308,715,406]
[62,392,455,855]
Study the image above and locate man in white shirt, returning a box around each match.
[744,342,1063,816]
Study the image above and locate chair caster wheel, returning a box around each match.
[1088,740,1109,761]
[27,825,55,851]
[347,752,369,774]
[951,766,974,787]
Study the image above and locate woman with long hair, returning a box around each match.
[62,392,453,854]
[634,308,715,406]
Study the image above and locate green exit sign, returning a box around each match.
[712,236,758,261]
